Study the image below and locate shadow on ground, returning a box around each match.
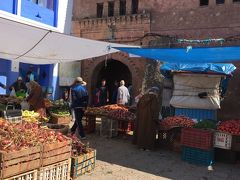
[81,133,240,180]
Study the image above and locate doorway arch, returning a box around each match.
[91,59,132,103]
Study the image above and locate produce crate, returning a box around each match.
[41,140,72,166]
[38,159,71,180]
[182,146,214,166]
[50,113,71,125]
[4,170,38,180]
[232,135,240,152]
[181,128,213,150]
[214,131,232,150]
[158,127,182,152]
[0,146,41,179]
[83,115,96,133]
[71,149,96,179]
[215,148,237,164]
[100,117,118,138]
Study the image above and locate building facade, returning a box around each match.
[72,0,240,119]
[0,0,73,98]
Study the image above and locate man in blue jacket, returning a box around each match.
[70,77,89,139]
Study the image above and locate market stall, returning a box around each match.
[85,104,136,138]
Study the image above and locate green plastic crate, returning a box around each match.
[182,146,214,166]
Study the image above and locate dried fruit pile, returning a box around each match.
[160,116,196,129]
[68,135,91,156]
[217,120,240,135]
[0,119,67,152]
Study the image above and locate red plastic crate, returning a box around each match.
[181,128,213,150]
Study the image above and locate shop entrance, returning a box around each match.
[92,59,132,103]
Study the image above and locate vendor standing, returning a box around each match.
[26,81,46,117]
[9,76,27,93]
[70,77,89,139]
[133,87,162,150]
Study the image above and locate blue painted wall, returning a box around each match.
[0,0,17,14]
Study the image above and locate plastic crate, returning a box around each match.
[38,159,71,180]
[175,108,217,121]
[4,170,37,180]
[232,135,240,152]
[100,117,118,138]
[181,128,213,150]
[182,146,214,166]
[71,149,96,179]
[214,131,232,150]
[215,148,237,164]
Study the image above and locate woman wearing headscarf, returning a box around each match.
[26,81,46,117]
[133,87,162,150]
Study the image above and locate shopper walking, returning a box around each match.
[99,79,109,106]
[111,80,119,104]
[70,77,89,139]
[117,80,130,105]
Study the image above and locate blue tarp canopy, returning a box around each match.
[160,63,236,75]
[114,46,240,63]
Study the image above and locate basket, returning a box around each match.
[71,149,96,179]
[215,148,237,164]
[4,170,38,180]
[214,131,232,150]
[232,135,240,152]
[181,128,213,150]
[41,140,72,166]
[38,159,71,180]
[0,146,41,179]
[182,146,214,166]
[50,113,71,125]
[100,117,118,138]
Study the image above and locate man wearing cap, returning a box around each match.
[70,77,89,139]
[117,80,130,105]
[9,76,27,93]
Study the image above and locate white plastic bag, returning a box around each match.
[10,89,16,97]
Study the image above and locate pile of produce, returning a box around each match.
[0,119,68,152]
[108,109,135,121]
[0,96,23,104]
[49,106,70,116]
[85,104,135,120]
[217,120,240,135]
[68,135,91,156]
[160,116,195,129]
[22,110,49,123]
[193,119,217,129]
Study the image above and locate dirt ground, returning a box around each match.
[77,134,240,180]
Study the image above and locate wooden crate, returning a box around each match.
[41,140,72,166]
[38,159,71,180]
[71,149,96,179]
[4,170,38,180]
[0,146,41,179]
[83,115,96,133]
[50,113,71,125]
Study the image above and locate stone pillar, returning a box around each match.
[126,0,132,15]
[114,0,120,16]
[103,2,108,17]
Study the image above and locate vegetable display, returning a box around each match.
[49,106,70,116]
[85,104,135,120]
[22,110,49,123]
[0,119,67,152]
[160,116,196,129]
[193,120,217,129]
[217,120,240,135]
[68,135,91,156]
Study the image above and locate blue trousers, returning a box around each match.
[71,108,85,138]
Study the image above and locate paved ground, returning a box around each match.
[78,134,240,180]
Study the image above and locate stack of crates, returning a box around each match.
[181,128,214,166]
[214,131,239,163]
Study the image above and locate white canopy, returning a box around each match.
[0,17,134,64]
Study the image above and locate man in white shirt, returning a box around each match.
[117,80,130,105]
